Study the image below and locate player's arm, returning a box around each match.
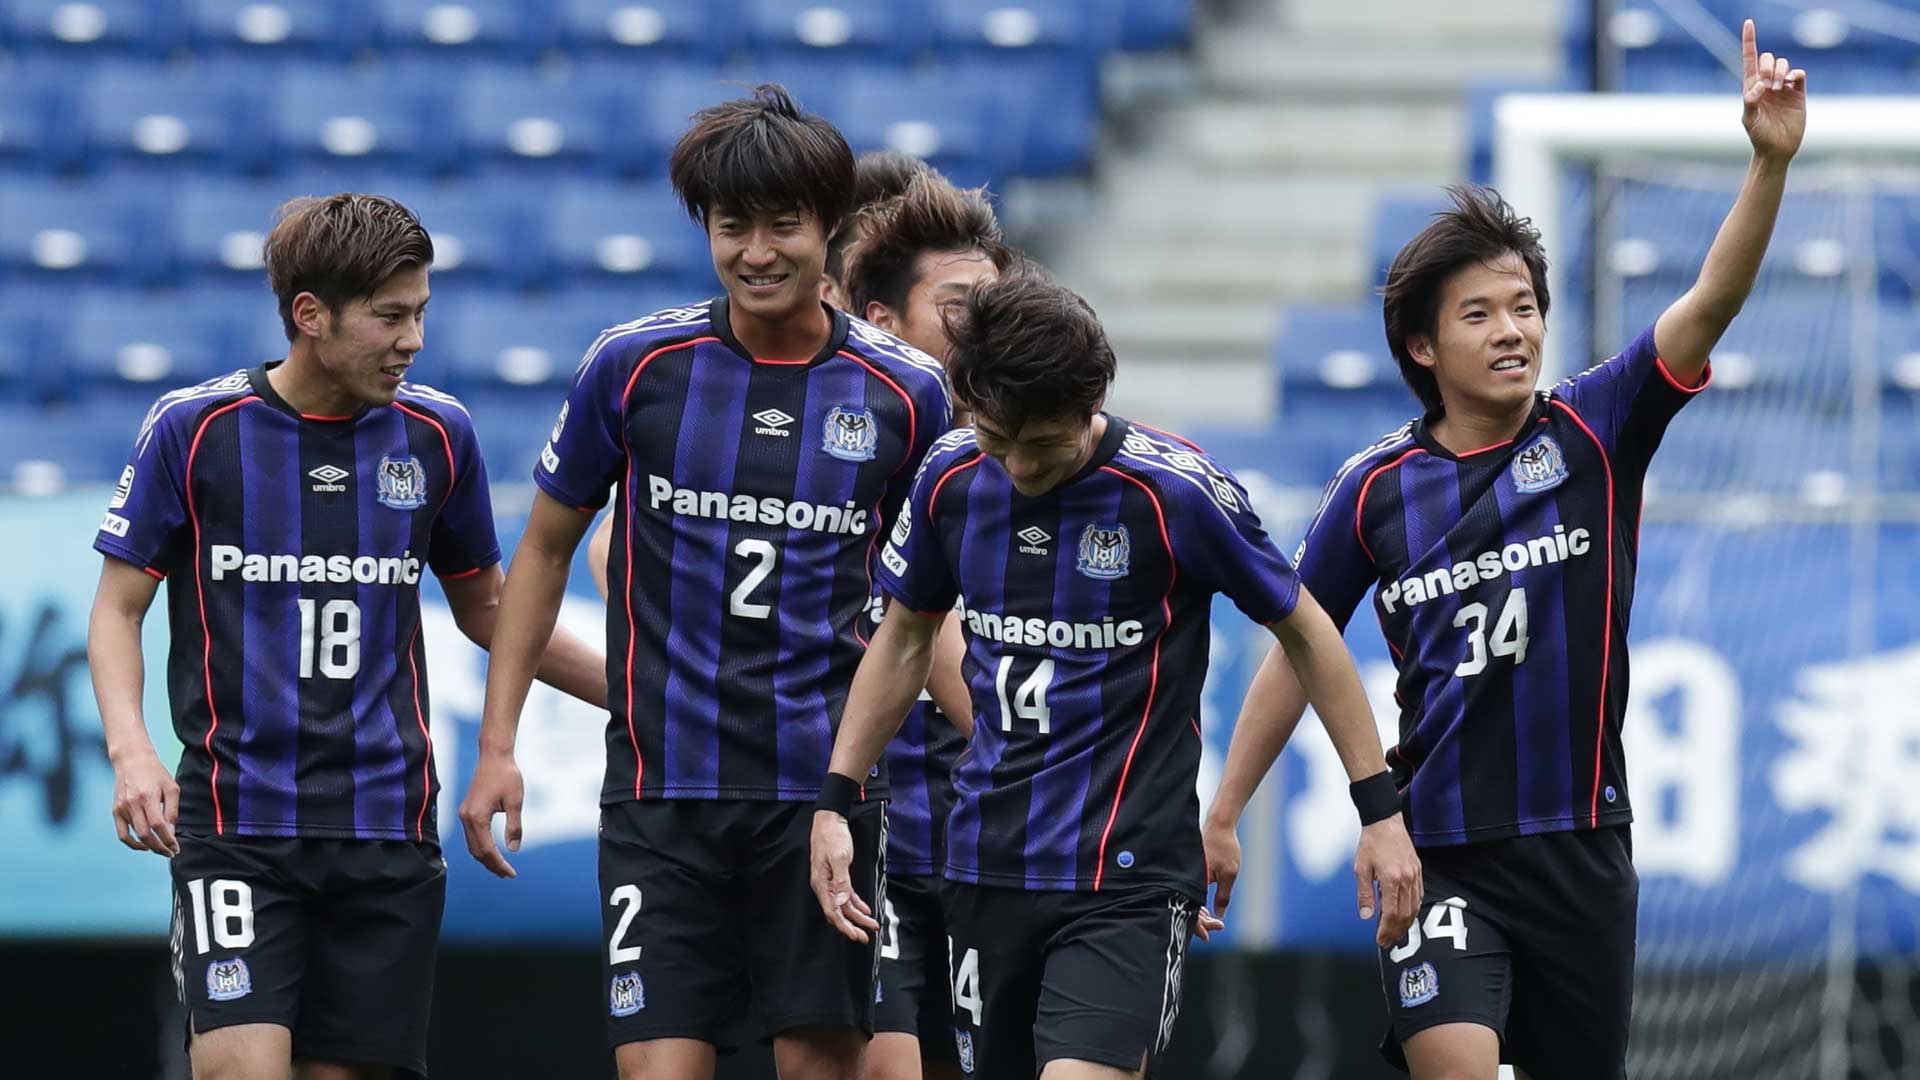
[811,604,946,942]
[1654,19,1805,383]
[587,509,615,600]
[86,556,180,857]
[457,490,594,879]
[443,564,606,709]
[927,610,973,739]
[1202,641,1310,917]
[1265,587,1421,947]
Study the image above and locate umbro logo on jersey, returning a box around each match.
[752,409,795,437]
[1017,526,1051,554]
[308,465,349,493]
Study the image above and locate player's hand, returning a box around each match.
[1192,905,1226,943]
[1200,812,1242,927]
[810,809,879,943]
[1741,18,1806,163]
[111,748,180,857]
[458,750,525,879]
[1354,814,1422,948]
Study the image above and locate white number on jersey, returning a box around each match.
[730,539,778,620]
[296,598,362,679]
[1453,588,1529,677]
[994,656,1054,734]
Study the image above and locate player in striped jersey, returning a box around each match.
[811,270,1420,1079]
[461,86,951,1080]
[839,171,1013,1080]
[1204,24,1806,1080]
[87,194,604,1080]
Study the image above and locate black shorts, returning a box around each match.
[943,881,1194,1077]
[1379,825,1638,1080]
[169,831,446,1078]
[873,872,958,1064]
[598,799,885,1050]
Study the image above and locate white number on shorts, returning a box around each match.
[1387,895,1470,963]
[879,898,902,961]
[729,539,778,620]
[186,878,256,955]
[949,939,983,1025]
[607,884,644,965]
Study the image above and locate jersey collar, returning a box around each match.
[1411,394,1550,463]
[249,361,374,423]
[709,296,850,367]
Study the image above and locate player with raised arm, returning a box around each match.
[838,171,1014,1080]
[810,269,1420,1080]
[1202,22,1805,1080]
[87,193,605,1080]
[459,86,951,1080]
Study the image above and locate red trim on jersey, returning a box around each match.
[617,336,717,797]
[1092,465,1175,891]
[393,402,457,506]
[1550,399,1616,827]
[299,412,354,421]
[1455,436,1518,457]
[185,395,260,835]
[437,564,485,581]
[1354,449,1426,565]
[1654,355,1712,393]
[927,455,983,523]
[838,350,922,647]
[405,621,432,841]
[1132,422,1205,454]
[142,566,165,581]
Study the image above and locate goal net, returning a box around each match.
[1497,93,1920,1080]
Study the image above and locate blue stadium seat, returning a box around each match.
[270,63,448,170]
[78,60,262,170]
[0,175,166,282]
[1877,303,1920,391]
[433,291,600,390]
[836,67,994,176]
[741,0,924,59]
[0,60,71,168]
[1274,304,1393,393]
[1462,77,1570,183]
[555,0,739,58]
[1367,190,1452,286]
[930,0,1100,55]
[1608,184,1852,285]
[0,287,57,395]
[380,176,531,283]
[0,395,162,483]
[943,54,1097,175]
[182,0,367,55]
[540,179,708,284]
[1875,193,1920,302]
[2,0,173,52]
[65,288,243,391]
[612,61,753,171]
[369,0,547,54]
[172,176,321,278]
[451,65,617,169]
[1118,0,1191,50]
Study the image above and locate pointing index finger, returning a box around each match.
[1742,19,1757,82]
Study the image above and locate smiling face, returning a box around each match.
[708,206,830,326]
[973,411,1098,497]
[1407,251,1546,422]
[295,264,429,408]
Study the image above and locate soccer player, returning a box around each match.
[459,85,951,1080]
[810,269,1421,1079]
[87,193,605,1080]
[1202,22,1805,1080]
[839,172,1014,1080]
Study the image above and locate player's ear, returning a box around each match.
[866,302,899,332]
[1406,334,1437,370]
[290,292,329,341]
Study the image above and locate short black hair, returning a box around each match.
[945,265,1115,434]
[264,193,433,342]
[1381,184,1551,410]
[843,172,1013,316]
[668,83,855,236]
[825,150,929,284]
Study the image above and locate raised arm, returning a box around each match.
[1654,18,1806,382]
[811,604,946,942]
[87,556,180,858]
[457,490,594,878]
[443,563,607,709]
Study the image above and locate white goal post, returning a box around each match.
[1493,92,1920,377]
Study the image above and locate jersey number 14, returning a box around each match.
[1452,587,1529,677]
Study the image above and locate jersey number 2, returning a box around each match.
[1453,588,1528,677]
[730,539,777,620]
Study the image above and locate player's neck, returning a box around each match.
[271,347,361,418]
[729,296,832,361]
[1428,396,1532,457]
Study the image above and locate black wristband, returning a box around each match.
[1350,770,1400,826]
[816,772,863,818]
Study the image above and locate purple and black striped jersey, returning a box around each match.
[880,417,1302,900]
[93,366,501,843]
[1296,325,1708,847]
[537,298,951,804]
[883,694,966,876]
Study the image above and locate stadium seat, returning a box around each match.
[431,291,605,391]
[741,0,925,59]
[65,288,243,391]
[1118,0,1192,50]
[835,67,994,176]
[368,0,547,54]
[182,0,366,55]
[1,0,173,52]
[1607,184,1853,285]
[77,60,265,171]
[1877,304,1920,392]
[1274,304,1393,393]
[451,65,617,170]
[610,61,754,171]
[1462,77,1571,183]
[929,0,1100,55]
[270,63,449,171]
[554,0,739,58]
[0,175,166,282]
[0,60,71,168]
[943,54,1098,175]
[540,178,709,284]
[1366,190,1453,285]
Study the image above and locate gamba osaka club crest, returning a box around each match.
[206,957,252,1002]
[1511,435,1569,494]
[1076,523,1131,580]
[1399,961,1439,1008]
[821,405,879,462]
[609,971,645,1017]
[376,455,428,510]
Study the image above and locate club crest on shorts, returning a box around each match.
[1399,961,1439,1008]
[955,1029,975,1074]
[1511,435,1569,493]
[1076,523,1130,580]
[821,405,879,462]
[609,971,645,1017]
[206,958,252,1002]
[376,455,428,510]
